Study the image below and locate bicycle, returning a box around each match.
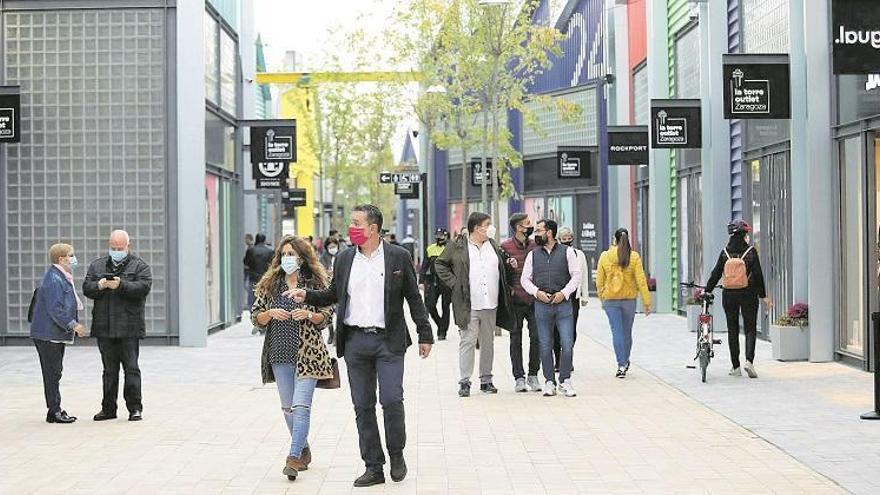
[680,282,723,383]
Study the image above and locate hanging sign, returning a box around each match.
[281,187,307,207]
[379,172,422,184]
[607,126,649,166]
[470,159,494,186]
[0,87,21,143]
[722,54,791,119]
[557,147,592,179]
[395,182,420,199]
[255,161,288,189]
[250,124,296,164]
[832,0,880,74]
[650,99,702,149]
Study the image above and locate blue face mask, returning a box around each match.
[280,255,300,275]
[109,249,128,263]
[69,256,79,269]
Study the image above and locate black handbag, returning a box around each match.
[316,358,341,389]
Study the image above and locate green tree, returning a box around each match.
[391,0,579,238]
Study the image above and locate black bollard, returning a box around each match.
[861,311,880,420]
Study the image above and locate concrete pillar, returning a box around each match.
[609,0,633,234]
[699,0,731,332]
[788,0,810,305]
[176,0,209,347]
[804,0,835,362]
[648,0,673,313]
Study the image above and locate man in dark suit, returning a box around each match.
[290,204,433,488]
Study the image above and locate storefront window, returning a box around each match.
[837,75,880,125]
[220,30,237,115]
[840,136,866,357]
[206,174,221,325]
[205,111,235,171]
[204,12,219,104]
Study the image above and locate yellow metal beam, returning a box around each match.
[255,71,422,85]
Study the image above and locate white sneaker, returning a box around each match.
[560,380,577,397]
[743,361,758,378]
[542,380,557,396]
[526,375,541,392]
[729,367,742,376]
[514,377,528,392]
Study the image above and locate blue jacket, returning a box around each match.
[30,266,78,342]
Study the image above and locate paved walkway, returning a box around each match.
[0,306,849,494]
[581,301,880,495]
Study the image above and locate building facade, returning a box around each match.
[0,0,254,346]
[615,0,876,369]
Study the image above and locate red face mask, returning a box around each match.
[349,226,369,246]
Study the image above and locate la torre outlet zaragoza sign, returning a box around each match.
[722,54,791,120]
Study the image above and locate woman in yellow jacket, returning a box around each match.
[597,228,652,378]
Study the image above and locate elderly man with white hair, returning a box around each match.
[83,229,153,422]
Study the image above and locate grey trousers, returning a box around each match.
[459,308,497,385]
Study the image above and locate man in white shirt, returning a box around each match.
[521,219,583,397]
[435,212,515,397]
[292,204,433,488]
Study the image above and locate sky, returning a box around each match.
[253,0,419,162]
[254,0,400,71]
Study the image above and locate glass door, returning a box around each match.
[839,136,866,359]
[752,152,793,340]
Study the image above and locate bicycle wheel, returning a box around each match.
[699,346,709,383]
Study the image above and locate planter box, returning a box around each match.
[686,305,701,333]
[770,324,810,361]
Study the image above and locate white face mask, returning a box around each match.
[485,225,497,240]
[280,255,300,274]
[327,246,339,255]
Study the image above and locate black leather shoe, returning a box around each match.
[353,469,385,487]
[93,410,117,421]
[480,383,498,394]
[438,333,447,341]
[458,382,471,397]
[390,454,407,482]
[129,410,143,421]
[47,410,77,424]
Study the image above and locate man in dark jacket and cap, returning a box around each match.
[83,229,152,422]
[243,233,274,334]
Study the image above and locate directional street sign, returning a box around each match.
[379,172,422,184]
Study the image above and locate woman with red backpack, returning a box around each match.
[704,219,772,378]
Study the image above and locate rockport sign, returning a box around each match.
[607,126,649,166]
[833,0,880,74]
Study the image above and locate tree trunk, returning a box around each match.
[490,102,500,242]
[480,108,489,212]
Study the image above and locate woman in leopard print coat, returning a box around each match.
[251,235,334,480]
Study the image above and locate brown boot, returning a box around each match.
[286,455,308,472]
[301,446,312,467]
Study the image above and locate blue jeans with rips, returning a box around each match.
[271,363,317,458]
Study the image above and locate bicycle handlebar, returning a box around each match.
[679,281,724,291]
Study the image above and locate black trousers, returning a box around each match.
[97,337,142,413]
[554,297,580,369]
[424,283,451,337]
[343,329,406,470]
[34,339,65,414]
[722,292,759,369]
[510,301,540,379]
